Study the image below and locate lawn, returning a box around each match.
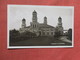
[10,36,72,46]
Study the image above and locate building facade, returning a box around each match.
[19,10,63,36]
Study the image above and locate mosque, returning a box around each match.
[19,10,63,36]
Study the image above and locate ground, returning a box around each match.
[10,36,72,46]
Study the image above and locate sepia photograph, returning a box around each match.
[7,5,74,48]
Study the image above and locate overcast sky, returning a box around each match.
[8,5,74,30]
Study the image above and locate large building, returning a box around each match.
[19,10,63,36]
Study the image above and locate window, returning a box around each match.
[35,25,36,28]
[43,32,45,35]
[47,32,49,35]
[33,25,34,28]
[51,32,53,35]
[51,28,53,31]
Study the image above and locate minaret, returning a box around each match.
[57,17,63,35]
[22,18,26,28]
[32,10,37,23]
[58,17,62,27]
[44,16,47,25]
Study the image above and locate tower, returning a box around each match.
[30,10,39,36]
[44,16,47,25]
[22,18,26,28]
[57,17,63,35]
[31,10,38,28]
[58,17,62,27]
[32,10,37,23]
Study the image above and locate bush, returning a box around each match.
[9,29,20,42]
[9,29,37,43]
[68,28,72,40]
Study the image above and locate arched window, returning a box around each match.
[51,32,53,35]
[33,25,34,28]
[47,32,49,35]
[43,32,45,35]
[35,25,36,28]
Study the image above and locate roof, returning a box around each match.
[25,24,54,28]
[33,10,37,13]
[58,17,62,19]
[39,24,54,28]
[22,18,26,21]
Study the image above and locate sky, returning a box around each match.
[8,5,74,30]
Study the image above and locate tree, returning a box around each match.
[10,29,19,37]
[9,29,20,42]
[68,28,72,40]
[10,29,37,43]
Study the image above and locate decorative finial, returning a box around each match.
[22,18,26,21]
[44,16,47,19]
[58,16,62,19]
[33,10,36,13]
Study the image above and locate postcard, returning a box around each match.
[7,5,74,48]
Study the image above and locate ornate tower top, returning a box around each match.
[33,10,37,13]
[58,16,62,19]
[57,17,63,35]
[58,17,62,23]
[22,18,26,28]
[32,10,37,23]
[44,16,47,25]
[44,16,47,19]
[57,17,63,31]
[22,18,26,21]
[58,17,62,27]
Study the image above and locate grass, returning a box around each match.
[10,36,72,46]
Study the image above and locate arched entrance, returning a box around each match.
[39,31,41,36]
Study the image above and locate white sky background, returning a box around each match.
[8,5,74,30]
